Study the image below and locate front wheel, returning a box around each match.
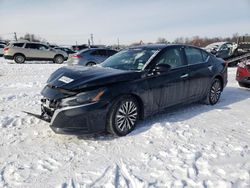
[107,96,139,136]
[53,55,64,64]
[204,78,222,105]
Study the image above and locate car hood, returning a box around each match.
[45,66,142,91]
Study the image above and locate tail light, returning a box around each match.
[3,47,9,52]
[72,54,82,59]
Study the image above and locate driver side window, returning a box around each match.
[156,48,184,69]
[38,44,49,50]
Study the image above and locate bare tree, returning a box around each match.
[156,37,169,44]
[19,33,45,42]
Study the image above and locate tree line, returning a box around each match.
[155,33,247,47]
[1,33,249,48]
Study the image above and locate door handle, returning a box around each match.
[180,74,188,78]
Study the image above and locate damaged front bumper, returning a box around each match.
[41,98,108,135]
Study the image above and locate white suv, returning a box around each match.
[4,42,68,64]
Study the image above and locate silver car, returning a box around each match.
[70,48,117,66]
[4,42,68,64]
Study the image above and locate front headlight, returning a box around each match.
[59,88,106,107]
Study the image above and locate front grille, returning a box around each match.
[41,98,60,118]
[41,98,59,109]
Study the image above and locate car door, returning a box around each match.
[184,47,213,100]
[25,43,53,59]
[37,44,55,59]
[145,46,189,111]
[24,43,38,58]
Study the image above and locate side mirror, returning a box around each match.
[211,49,217,54]
[153,64,171,74]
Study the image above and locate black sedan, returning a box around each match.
[41,44,228,136]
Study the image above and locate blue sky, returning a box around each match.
[0,0,249,45]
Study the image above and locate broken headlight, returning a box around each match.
[59,88,106,107]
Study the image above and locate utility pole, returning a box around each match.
[90,33,94,45]
[14,32,17,41]
[117,38,120,50]
[88,39,91,48]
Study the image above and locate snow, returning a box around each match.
[0,57,250,188]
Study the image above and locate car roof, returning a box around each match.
[10,41,49,45]
[129,44,168,50]
[79,48,117,53]
[128,44,201,50]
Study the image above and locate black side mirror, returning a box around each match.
[211,49,217,54]
[153,64,171,74]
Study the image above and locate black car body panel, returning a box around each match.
[45,66,141,91]
[40,44,228,135]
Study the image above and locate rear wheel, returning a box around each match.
[53,55,64,64]
[204,78,222,105]
[86,62,96,66]
[107,96,139,136]
[14,54,25,64]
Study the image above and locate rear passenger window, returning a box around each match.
[185,47,204,65]
[13,43,24,47]
[107,50,117,56]
[25,43,40,49]
[98,50,107,56]
[90,50,99,56]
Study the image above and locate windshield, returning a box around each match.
[101,48,158,70]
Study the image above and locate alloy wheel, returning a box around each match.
[210,79,222,104]
[115,101,138,133]
[55,56,63,64]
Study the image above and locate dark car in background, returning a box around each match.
[70,48,117,66]
[54,47,76,55]
[41,44,228,136]
[72,44,102,51]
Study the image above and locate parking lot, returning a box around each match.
[0,58,250,187]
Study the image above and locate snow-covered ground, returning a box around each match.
[0,58,250,188]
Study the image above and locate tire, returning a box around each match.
[53,55,64,64]
[86,62,96,66]
[204,78,222,105]
[107,95,140,136]
[238,82,250,88]
[14,54,25,64]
